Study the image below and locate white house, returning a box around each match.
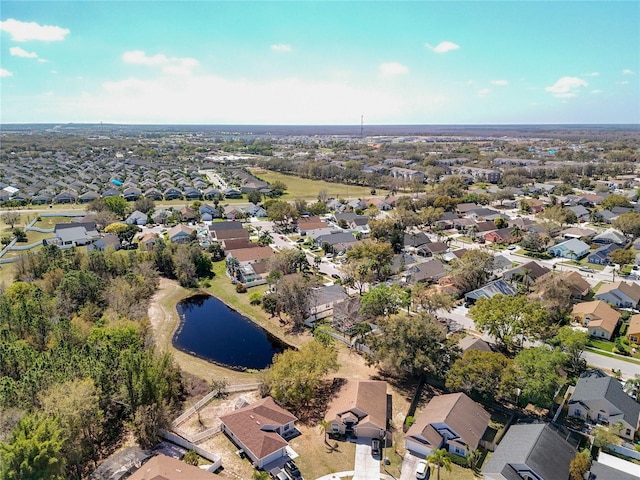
[595,281,640,309]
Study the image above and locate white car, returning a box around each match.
[416,460,429,479]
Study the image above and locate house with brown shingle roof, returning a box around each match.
[405,392,490,458]
[627,314,640,344]
[595,281,640,309]
[325,380,390,439]
[127,454,222,480]
[227,246,274,265]
[219,396,297,469]
[572,300,621,340]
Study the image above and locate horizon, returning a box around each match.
[1,1,639,125]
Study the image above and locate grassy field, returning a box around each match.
[249,168,387,201]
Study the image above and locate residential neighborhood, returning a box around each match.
[2,126,640,480]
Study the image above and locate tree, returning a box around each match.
[533,273,583,327]
[360,284,409,319]
[446,350,511,400]
[104,222,141,245]
[367,313,459,379]
[501,346,566,408]
[426,449,452,480]
[246,190,262,205]
[130,402,170,449]
[591,425,620,448]
[208,242,225,261]
[262,340,338,412]
[266,200,298,229]
[470,294,548,351]
[346,240,394,281]
[411,284,455,315]
[103,196,131,219]
[540,205,577,226]
[133,197,155,215]
[494,217,508,229]
[0,413,66,480]
[272,275,317,326]
[552,326,588,374]
[610,248,636,267]
[1,211,20,229]
[613,212,640,239]
[569,449,591,480]
[269,248,309,275]
[257,231,273,246]
[39,378,103,476]
[270,180,288,197]
[601,193,632,210]
[12,228,26,242]
[450,250,494,293]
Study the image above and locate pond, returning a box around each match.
[174,294,286,370]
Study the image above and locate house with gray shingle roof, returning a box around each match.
[482,423,576,480]
[568,369,640,440]
[464,279,516,304]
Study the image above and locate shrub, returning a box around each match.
[448,452,469,468]
[249,292,262,305]
[404,416,415,427]
[235,283,247,293]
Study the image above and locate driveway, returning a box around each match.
[399,452,422,480]
[353,438,380,480]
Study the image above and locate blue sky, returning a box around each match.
[1,1,638,125]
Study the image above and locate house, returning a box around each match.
[223,188,242,199]
[227,246,274,266]
[483,228,519,244]
[168,224,193,244]
[123,187,142,201]
[332,297,364,334]
[306,284,349,323]
[535,271,590,299]
[417,242,448,257]
[572,300,621,340]
[491,255,513,273]
[297,216,329,234]
[482,423,576,480]
[592,228,628,246]
[547,238,590,260]
[588,243,620,265]
[144,188,163,200]
[54,190,78,204]
[595,281,640,308]
[125,210,148,226]
[458,335,492,353]
[404,392,490,458]
[560,227,596,240]
[127,454,221,480]
[219,396,297,469]
[569,204,590,221]
[88,234,121,252]
[209,221,249,242]
[567,369,640,440]
[502,261,550,286]
[588,461,639,480]
[180,206,197,222]
[404,259,446,284]
[79,190,100,203]
[314,232,358,251]
[243,203,267,218]
[325,380,390,439]
[389,167,425,182]
[46,222,100,246]
[627,314,640,344]
[138,233,158,251]
[464,280,517,304]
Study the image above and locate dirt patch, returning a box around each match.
[177,391,261,436]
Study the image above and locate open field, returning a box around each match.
[249,168,388,201]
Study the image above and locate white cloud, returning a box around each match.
[0,68,13,77]
[591,89,603,94]
[10,46,38,58]
[490,79,509,86]
[51,70,58,75]
[425,41,460,53]
[379,62,408,77]
[0,18,69,42]
[477,88,490,98]
[622,69,635,75]
[544,76,588,98]
[122,50,199,75]
[270,44,292,52]
[583,72,599,77]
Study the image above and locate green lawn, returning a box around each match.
[205,261,304,349]
[248,168,388,201]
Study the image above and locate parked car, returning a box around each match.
[270,468,289,480]
[371,438,381,456]
[416,460,430,479]
[284,460,302,480]
[331,273,341,280]
[507,245,517,250]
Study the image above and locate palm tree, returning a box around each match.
[510,225,522,242]
[427,449,452,480]
[465,448,482,472]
